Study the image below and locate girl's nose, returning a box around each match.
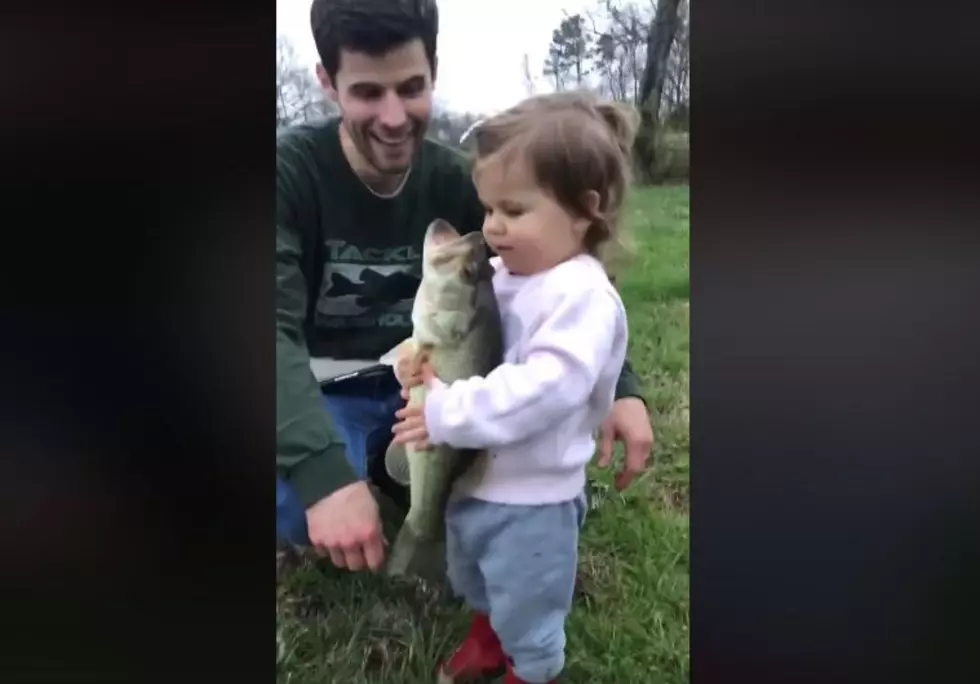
[482,213,504,236]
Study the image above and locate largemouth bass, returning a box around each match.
[383,219,504,578]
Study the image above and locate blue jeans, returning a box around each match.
[276,371,403,547]
[446,493,587,683]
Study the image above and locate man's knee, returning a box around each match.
[276,476,310,546]
[319,392,396,480]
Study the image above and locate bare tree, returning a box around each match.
[580,0,688,116]
[663,0,689,122]
[598,0,648,104]
[533,0,690,180]
[276,36,336,128]
[591,29,626,100]
[580,1,648,104]
[632,0,683,176]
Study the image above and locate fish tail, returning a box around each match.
[384,523,446,579]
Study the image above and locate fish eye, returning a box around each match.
[430,251,453,267]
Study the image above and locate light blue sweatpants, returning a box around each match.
[445,493,587,683]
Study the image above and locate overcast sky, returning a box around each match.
[277,0,593,115]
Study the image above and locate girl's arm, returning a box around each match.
[423,286,623,450]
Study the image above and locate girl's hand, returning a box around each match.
[391,403,431,450]
[398,361,438,400]
[392,363,441,448]
[393,342,424,391]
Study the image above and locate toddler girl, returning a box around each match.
[392,91,639,684]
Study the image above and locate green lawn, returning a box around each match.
[277,184,690,684]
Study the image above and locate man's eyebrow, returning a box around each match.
[396,74,428,88]
[348,74,427,89]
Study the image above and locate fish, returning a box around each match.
[382,218,504,578]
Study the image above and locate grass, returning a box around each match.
[277,184,690,683]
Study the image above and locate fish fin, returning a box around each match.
[384,524,447,580]
[384,440,411,486]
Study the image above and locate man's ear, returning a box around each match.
[315,63,338,102]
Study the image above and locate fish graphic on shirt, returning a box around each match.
[317,264,422,318]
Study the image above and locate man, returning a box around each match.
[276,0,654,573]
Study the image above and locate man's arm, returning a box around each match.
[276,138,357,508]
[606,273,646,404]
[614,358,645,403]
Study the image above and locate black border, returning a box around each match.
[690,2,980,683]
[2,3,275,680]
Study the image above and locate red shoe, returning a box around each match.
[503,660,557,683]
[436,612,506,683]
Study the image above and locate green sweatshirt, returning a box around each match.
[276,117,644,508]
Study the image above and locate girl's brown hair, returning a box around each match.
[469,91,639,267]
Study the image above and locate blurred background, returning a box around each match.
[276,0,689,183]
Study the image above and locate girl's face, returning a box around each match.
[474,159,593,276]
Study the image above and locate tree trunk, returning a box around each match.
[634,0,682,181]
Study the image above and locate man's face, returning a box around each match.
[319,39,434,177]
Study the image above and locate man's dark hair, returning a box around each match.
[311,0,439,82]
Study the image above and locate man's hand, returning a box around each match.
[305,481,386,572]
[597,397,654,490]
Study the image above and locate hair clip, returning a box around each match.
[458,118,486,146]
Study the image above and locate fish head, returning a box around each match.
[412,219,493,345]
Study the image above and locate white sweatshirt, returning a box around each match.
[424,254,629,505]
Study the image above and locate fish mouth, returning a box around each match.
[461,231,490,262]
[425,218,462,246]
[460,231,486,247]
